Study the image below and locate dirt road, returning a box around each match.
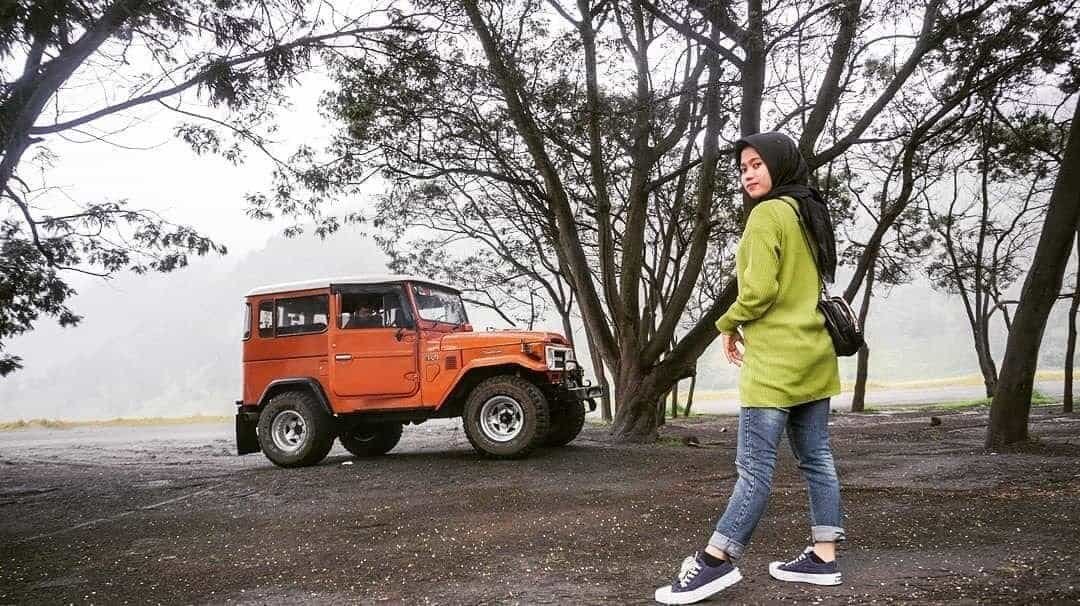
[2,409,1079,605]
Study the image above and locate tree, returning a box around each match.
[262,0,1074,442]
[0,0,421,375]
[1066,233,1078,414]
[370,180,616,418]
[828,0,1077,409]
[925,104,1060,397]
[258,0,748,440]
[840,135,939,412]
[987,98,1080,449]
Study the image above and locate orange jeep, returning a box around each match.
[235,275,604,467]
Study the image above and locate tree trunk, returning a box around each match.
[974,133,995,398]
[670,379,680,418]
[685,370,698,417]
[987,102,1080,449]
[611,369,679,442]
[560,311,575,348]
[851,345,870,412]
[851,253,876,412]
[594,353,613,422]
[975,325,999,398]
[1065,232,1079,414]
[612,397,665,442]
[740,0,765,138]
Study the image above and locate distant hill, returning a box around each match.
[0,227,1074,421]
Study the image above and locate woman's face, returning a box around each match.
[740,147,773,199]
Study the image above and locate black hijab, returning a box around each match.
[734,132,838,284]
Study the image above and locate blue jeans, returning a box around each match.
[709,398,844,559]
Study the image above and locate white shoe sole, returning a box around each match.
[654,568,743,605]
[768,562,842,585]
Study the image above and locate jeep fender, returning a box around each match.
[437,358,548,413]
[256,378,335,416]
[236,378,333,457]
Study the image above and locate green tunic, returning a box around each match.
[715,197,840,407]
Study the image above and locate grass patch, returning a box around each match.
[678,389,737,402]
[656,435,688,447]
[926,398,994,412]
[929,389,1057,411]
[844,370,1069,392]
[0,418,72,430]
[686,369,1073,402]
[670,402,716,418]
[849,389,1058,414]
[0,414,232,432]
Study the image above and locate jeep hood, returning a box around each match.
[438,330,568,351]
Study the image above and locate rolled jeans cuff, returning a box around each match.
[811,525,846,543]
[708,530,746,560]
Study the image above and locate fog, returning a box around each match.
[0,223,1073,422]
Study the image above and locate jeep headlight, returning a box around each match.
[545,346,574,370]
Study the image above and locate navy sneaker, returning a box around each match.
[654,552,742,605]
[768,547,842,586]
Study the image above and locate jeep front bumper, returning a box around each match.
[567,384,605,401]
[561,383,606,412]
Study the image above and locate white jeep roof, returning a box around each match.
[245,274,461,297]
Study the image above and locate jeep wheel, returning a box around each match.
[339,423,403,457]
[463,376,550,459]
[544,399,586,447]
[257,390,335,468]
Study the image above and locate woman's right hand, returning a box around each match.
[722,331,744,367]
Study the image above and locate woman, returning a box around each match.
[654,132,844,605]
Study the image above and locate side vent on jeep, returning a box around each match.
[445,356,458,370]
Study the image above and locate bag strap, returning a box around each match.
[784,197,830,299]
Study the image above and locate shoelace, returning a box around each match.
[785,548,814,567]
[674,555,702,588]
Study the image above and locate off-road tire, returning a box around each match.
[462,375,550,459]
[339,422,403,457]
[257,390,335,468]
[544,398,586,447]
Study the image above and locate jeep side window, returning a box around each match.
[258,300,274,337]
[340,293,387,329]
[382,293,413,329]
[242,302,252,340]
[412,285,468,325]
[274,295,329,336]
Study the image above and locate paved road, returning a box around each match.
[690,379,1065,415]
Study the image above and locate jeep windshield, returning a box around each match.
[411,284,469,328]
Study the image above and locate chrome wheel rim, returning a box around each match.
[271,410,306,452]
[479,395,525,442]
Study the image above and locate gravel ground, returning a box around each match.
[2,407,1079,605]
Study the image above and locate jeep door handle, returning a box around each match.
[334,354,353,361]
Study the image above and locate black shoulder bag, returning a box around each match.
[793,208,864,357]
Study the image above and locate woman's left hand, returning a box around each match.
[722,331,744,367]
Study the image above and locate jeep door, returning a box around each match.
[330,284,419,399]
